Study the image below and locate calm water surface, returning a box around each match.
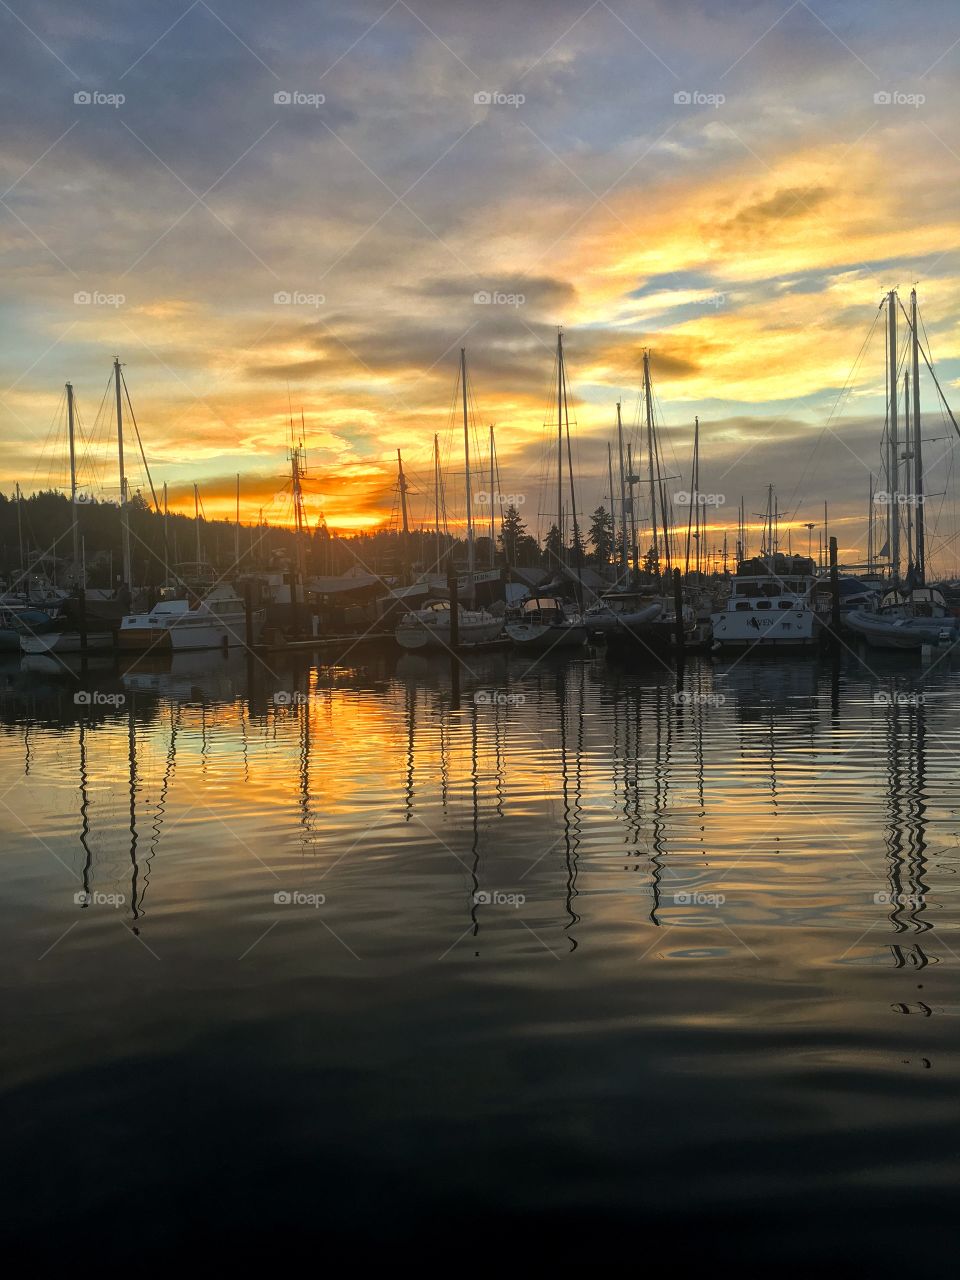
[2,644,959,1262]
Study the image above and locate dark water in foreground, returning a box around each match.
[2,644,959,1262]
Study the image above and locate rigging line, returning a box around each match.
[72,396,96,491]
[30,385,68,491]
[900,297,960,439]
[119,370,160,512]
[86,371,116,496]
[784,305,884,515]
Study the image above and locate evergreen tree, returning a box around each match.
[568,521,587,565]
[499,504,526,567]
[588,505,613,566]
[543,523,562,566]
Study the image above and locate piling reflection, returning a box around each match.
[0,649,957,974]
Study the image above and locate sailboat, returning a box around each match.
[506,331,586,652]
[847,289,960,650]
[395,349,503,651]
[23,361,140,654]
[396,598,503,650]
[0,603,60,651]
[602,352,697,657]
[584,593,662,637]
[846,585,956,649]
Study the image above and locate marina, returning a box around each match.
[8,286,960,670]
[5,0,960,1264]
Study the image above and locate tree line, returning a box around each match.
[0,489,619,586]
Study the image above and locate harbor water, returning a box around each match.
[2,645,959,1262]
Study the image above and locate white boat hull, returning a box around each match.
[396,615,503,651]
[846,610,958,650]
[20,631,114,655]
[711,608,821,651]
[168,611,264,651]
[586,602,662,635]
[505,621,587,651]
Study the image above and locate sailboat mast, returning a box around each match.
[397,449,410,536]
[489,424,496,568]
[694,417,701,575]
[556,332,564,562]
[163,482,169,583]
[434,433,441,570]
[114,358,132,588]
[684,415,698,576]
[397,449,410,587]
[911,288,925,583]
[66,381,79,570]
[607,441,616,574]
[656,439,672,575]
[16,482,24,577]
[867,473,874,573]
[695,420,702,575]
[904,370,913,574]
[887,289,900,580]
[616,404,632,576]
[627,442,638,574]
[235,473,241,567]
[616,400,628,574]
[460,348,475,595]
[643,350,659,578]
[194,483,201,567]
[559,333,583,608]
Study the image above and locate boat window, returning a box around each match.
[756,600,772,609]
[778,600,792,609]
[735,602,751,611]
[761,583,781,597]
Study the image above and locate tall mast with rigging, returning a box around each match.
[460,348,475,599]
[616,400,628,575]
[887,289,900,581]
[433,434,442,572]
[607,441,617,575]
[162,482,169,583]
[558,330,583,609]
[194,483,202,567]
[66,381,79,572]
[556,333,564,566]
[488,424,496,568]
[627,442,639,575]
[114,358,132,589]
[685,415,699,577]
[643,350,659,578]
[904,370,914,574]
[911,287,925,583]
[397,448,410,587]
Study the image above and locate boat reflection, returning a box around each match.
[0,651,955,972]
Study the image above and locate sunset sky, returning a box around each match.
[2,0,960,566]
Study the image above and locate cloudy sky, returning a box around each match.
[2,0,960,565]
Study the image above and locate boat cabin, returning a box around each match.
[727,576,814,612]
[594,592,655,614]
[520,597,566,624]
[879,587,948,617]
